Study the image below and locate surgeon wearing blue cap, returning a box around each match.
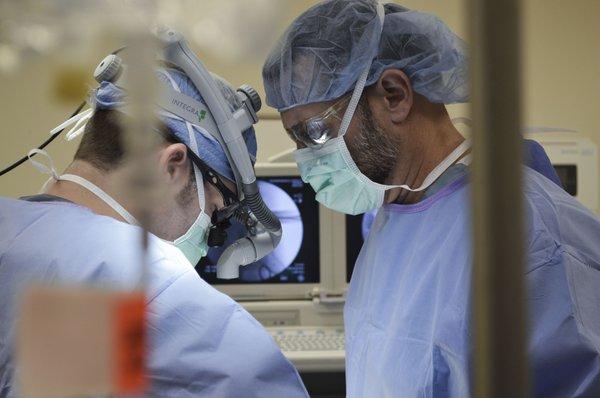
[263,1,600,396]
[0,64,308,395]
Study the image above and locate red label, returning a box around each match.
[113,293,147,394]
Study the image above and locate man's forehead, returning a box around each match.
[280,99,339,130]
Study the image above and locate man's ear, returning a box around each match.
[158,143,190,185]
[370,68,413,124]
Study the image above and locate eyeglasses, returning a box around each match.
[285,96,350,147]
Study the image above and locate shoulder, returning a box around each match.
[146,270,307,396]
[0,197,193,293]
[521,167,600,270]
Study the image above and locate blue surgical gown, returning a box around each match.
[345,167,600,397]
[0,197,308,397]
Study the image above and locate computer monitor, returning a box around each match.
[345,210,377,282]
[197,175,319,284]
[526,132,598,213]
[196,162,326,300]
[553,165,577,196]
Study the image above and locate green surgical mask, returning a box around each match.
[166,156,213,265]
[294,136,471,215]
[172,210,211,266]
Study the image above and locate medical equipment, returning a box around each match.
[156,29,282,280]
[201,163,323,297]
[198,176,319,284]
[200,158,346,372]
[284,96,350,147]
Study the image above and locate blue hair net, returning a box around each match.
[91,70,257,182]
[262,0,469,112]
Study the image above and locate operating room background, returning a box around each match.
[1,0,599,215]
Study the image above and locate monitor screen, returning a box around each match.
[197,176,320,284]
[553,165,577,196]
[345,210,377,282]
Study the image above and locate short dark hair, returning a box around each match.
[74,109,178,172]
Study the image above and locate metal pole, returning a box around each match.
[119,19,161,288]
[468,0,529,397]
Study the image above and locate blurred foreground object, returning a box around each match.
[17,288,146,397]
[12,3,159,397]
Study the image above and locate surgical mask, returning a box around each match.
[291,3,471,215]
[294,136,471,215]
[168,202,211,266]
[28,147,212,266]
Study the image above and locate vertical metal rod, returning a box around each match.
[468,0,529,397]
[120,27,160,288]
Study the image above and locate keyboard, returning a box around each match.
[271,326,345,351]
[268,326,346,371]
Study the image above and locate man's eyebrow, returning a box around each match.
[281,114,300,131]
[283,120,300,132]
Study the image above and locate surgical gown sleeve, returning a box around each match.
[523,139,563,188]
[0,198,307,398]
[146,268,308,397]
[523,172,600,397]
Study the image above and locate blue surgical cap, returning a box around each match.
[91,69,257,182]
[262,0,469,112]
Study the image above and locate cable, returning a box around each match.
[0,45,125,177]
[112,46,127,55]
[0,101,87,177]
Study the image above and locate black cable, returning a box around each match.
[112,46,127,55]
[0,45,126,178]
[0,101,87,177]
[186,147,238,206]
[154,126,238,206]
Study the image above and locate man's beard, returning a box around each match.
[177,167,198,207]
[345,99,401,185]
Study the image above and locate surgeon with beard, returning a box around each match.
[263,0,600,396]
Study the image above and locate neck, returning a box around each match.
[46,160,135,223]
[385,116,465,204]
[46,160,220,241]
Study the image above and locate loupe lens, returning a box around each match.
[306,119,330,144]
